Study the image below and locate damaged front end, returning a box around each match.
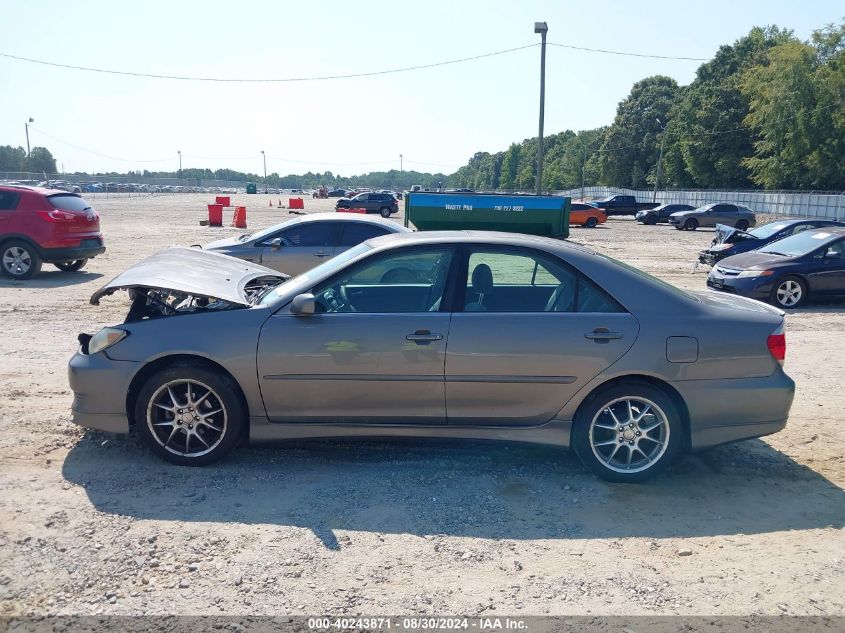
[79,247,288,352]
[698,224,759,267]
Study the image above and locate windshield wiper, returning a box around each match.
[761,251,789,257]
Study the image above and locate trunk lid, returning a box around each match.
[90,246,287,306]
[689,289,785,317]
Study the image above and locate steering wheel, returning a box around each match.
[339,284,357,312]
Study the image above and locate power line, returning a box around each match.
[30,127,173,163]
[0,44,538,83]
[548,42,707,61]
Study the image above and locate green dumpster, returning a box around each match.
[405,193,570,238]
[246,182,257,194]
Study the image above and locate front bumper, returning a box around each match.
[706,267,773,300]
[672,370,795,449]
[68,350,140,434]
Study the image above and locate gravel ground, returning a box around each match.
[0,194,843,617]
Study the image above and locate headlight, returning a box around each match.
[710,244,734,252]
[87,327,128,354]
[737,269,774,278]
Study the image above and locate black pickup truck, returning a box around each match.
[589,195,659,217]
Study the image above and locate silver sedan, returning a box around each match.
[202,212,410,276]
[68,232,795,482]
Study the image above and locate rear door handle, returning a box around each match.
[406,329,444,344]
[585,328,623,340]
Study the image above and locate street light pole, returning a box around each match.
[261,150,267,193]
[653,118,667,203]
[580,145,587,201]
[25,118,34,157]
[177,150,182,182]
[400,153,403,186]
[534,21,548,196]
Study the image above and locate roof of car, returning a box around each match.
[287,211,409,230]
[365,229,598,255]
[0,184,79,196]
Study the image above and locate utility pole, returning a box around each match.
[261,150,267,193]
[534,22,548,196]
[399,153,403,184]
[580,145,587,201]
[177,150,182,181]
[653,118,667,203]
[25,118,34,157]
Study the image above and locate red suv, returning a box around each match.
[0,186,105,279]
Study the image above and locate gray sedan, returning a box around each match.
[669,203,757,231]
[202,212,410,276]
[68,232,795,482]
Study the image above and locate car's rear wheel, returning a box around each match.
[684,218,698,231]
[379,207,392,218]
[135,364,245,466]
[771,275,806,309]
[584,217,599,228]
[1,240,42,279]
[55,259,87,272]
[735,219,749,231]
[572,382,683,483]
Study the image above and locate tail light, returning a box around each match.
[767,324,786,364]
[37,209,77,222]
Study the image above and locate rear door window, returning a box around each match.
[0,191,20,210]
[340,223,390,246]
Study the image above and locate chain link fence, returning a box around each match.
[554,186,845,221]
[0,172,247,196]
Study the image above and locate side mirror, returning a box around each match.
[290,293,315,316]
[270,238,283,250]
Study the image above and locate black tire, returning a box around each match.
[584,217,599,228]
[134,363,246,466]
[1,239,43,279]
[674,225,684,230]
[770,275,807,309]
[684,218,698,231]
[379,207,392,218]
[571,382,684,483]
[645,216,657,226]
[735,219,749,231]
[55,259,88,272]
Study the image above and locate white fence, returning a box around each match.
[555,186,845,221]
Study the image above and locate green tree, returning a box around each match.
[22,147,57,174]
[498,144,521,190]
[0,145,27,171]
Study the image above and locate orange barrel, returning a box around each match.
[232,206,247,228]
[289,197,304,209]
[215,195,231,207]
[207,204,224,226]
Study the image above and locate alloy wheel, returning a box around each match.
[776,280,803,307]
[146,379,228,457]
[589,397,670,474]
[3,246,31,276]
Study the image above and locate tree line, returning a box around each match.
[452,22,845,192]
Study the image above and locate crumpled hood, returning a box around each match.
[712,223,756,246]
[90,246,286,306]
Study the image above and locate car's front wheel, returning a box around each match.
[55,259,87,272]
[645,216,657,226]
[135,364,245,466]
[684,218,698,231]
[1,240,42,279]
[771,275,807,309]
[572,382,683,483]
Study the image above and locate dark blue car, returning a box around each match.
[699,219,845,266]
[707,227,845,308]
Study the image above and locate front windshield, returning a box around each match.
[241,217,299,243]
[749,222,789,239]
[758,230,836,257]
[258,242,372,305]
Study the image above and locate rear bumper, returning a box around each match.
[672,371,795,449]
[68,351,138,434]
[42,237,105,262]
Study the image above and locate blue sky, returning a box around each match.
[1,0,842,176]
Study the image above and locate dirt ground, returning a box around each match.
[0,193,843,617]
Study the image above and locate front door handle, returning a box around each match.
[585,328,623,341]
[406,329,444,344]
[314,252,331,258]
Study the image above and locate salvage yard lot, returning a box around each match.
[1,193,843,616]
